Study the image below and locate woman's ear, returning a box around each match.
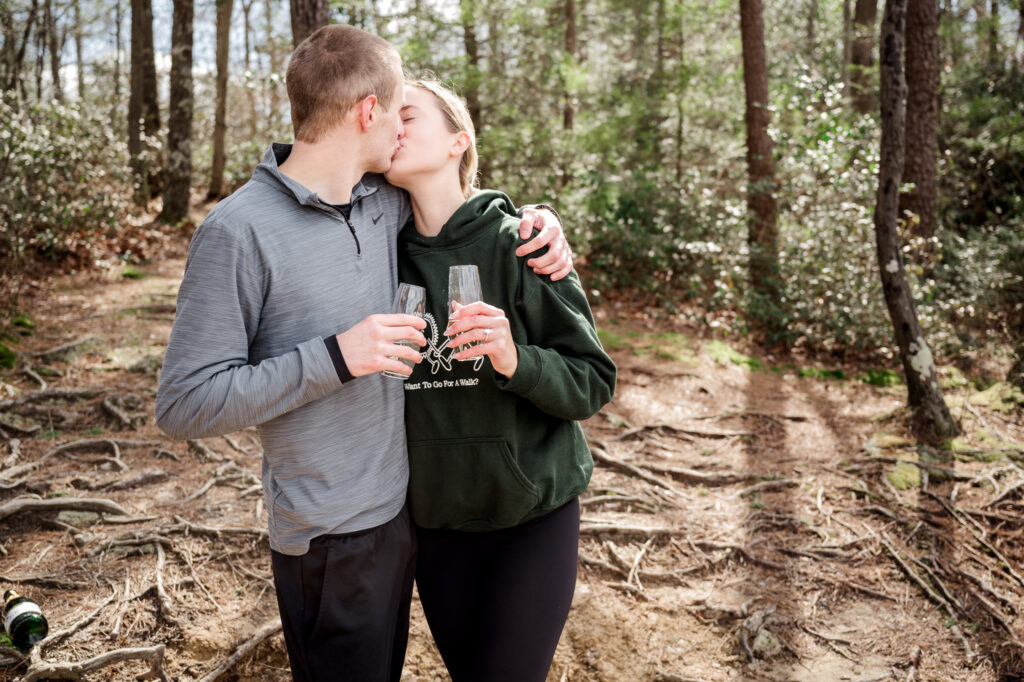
[449,131,471,158]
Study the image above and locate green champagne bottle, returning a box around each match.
[3,589,48,650]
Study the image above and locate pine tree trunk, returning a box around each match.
[73,0,83,99]
[850,0,877,114]
[3,0,38,97]
[160,0,193,223]
[460,0,481,135]
[44,0,61,102]
[875,0,959,444]
[563,0,576,133]
[988,0,1000,64]
[241,0,257,140]
[807,0,818,60]
[208,0,232,199]
[129,0,160,198]
[289,0,327,47]
[843,0,853,94]
[739,0,783,336]
[114,0,121,104]
[901,0,938,248]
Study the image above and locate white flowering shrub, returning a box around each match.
[0,97,130,303]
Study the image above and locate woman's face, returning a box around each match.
[385,86,461,189]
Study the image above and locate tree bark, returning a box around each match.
[875,0,959,444]
[129,0,160,198]
[850,0,877,114]
[44,0,61,102]
[807,0,818,60]
[739,0,782,336]
[3,0,38,97]
[564,0,577,131]
[114,0,121,104]
[73,0,83,99]
[241,0,257,140]
[843,0,853,94]
[289,0,327,48]
[988,0,1000,64]
[901,0,938,248]
[208,0,232,199]
[160,0,193,223]
[460,0,482,135]
[263,0,282,134]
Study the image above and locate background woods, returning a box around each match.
[1,0,1021,375]
[1,0,1024,680]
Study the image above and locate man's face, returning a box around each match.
[368,57,406,174]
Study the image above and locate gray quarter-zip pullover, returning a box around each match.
[156,143,412,555]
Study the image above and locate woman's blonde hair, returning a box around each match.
[407,79,478,198]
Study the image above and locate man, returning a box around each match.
[155,24,571,682]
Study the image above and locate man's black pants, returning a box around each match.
[270,506,416,682]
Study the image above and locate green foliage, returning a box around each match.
[706,340,763,371]
[0,342,17,369]
[859,369,903,387]
[121,265,145,280]
[0,96,130,304]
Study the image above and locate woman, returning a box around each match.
[385,80,616,682]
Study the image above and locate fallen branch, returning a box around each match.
[197,618,282,682]
[165,515,268,540]
[587,443,686,497]
[642,461,758,486]
[0,496,130,522]
[19,644,170,682]
[0,387,104,411]
[733,478,799,498]
[27,336,99,360]
[880,536,974,662]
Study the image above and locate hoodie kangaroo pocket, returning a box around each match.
[408,437,540,530]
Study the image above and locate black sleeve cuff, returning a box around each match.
[324,335,355,383]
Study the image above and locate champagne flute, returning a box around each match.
[382,283,426,379]
[448,265,482,359]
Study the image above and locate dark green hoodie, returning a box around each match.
[398,190,617,531]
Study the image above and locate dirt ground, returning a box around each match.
[1,242,1023,681]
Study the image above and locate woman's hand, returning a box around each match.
[446,301,518,377]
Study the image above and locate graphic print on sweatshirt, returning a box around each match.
[404,312,483,392]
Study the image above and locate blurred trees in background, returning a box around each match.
[0,0,1021,386]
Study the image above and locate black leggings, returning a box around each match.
[414,498,580,682]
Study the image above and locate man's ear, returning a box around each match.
[449,131,471,158]
[358,95,379,132]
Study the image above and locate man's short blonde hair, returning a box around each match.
[286,25,400,143]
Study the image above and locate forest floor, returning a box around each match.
[1,217,1024,681]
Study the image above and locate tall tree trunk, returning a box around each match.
[807,0,818,60]
[114,0,121,105]
[739,0,783,336]
[34,12,43,98]
[3,0,38,96]
[564,0,576,133]
[460,0,481,135]
[160,0,193,223]
[988,0,1000,63]
[901,0,938,250]
[843,0,853,94]
[241,0,257,140]
[1018,0,1024,62]
[44,0,61,102]
[129,0,160,198]
[73,0,83,99]
[289,0,327,47]
[875,0,959,444]
[850,0,878,114]
[208,0,232,199]
[263,0,283,133]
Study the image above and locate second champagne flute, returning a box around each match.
[447,265,482,358]
[382,283,426,379]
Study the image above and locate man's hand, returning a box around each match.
[516,207,573,281]
[336,314,427,378]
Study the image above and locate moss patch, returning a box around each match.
[705,340,763,371]
[887,460,921,490]
[968,382,1024,413]
[0,342,16,369]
